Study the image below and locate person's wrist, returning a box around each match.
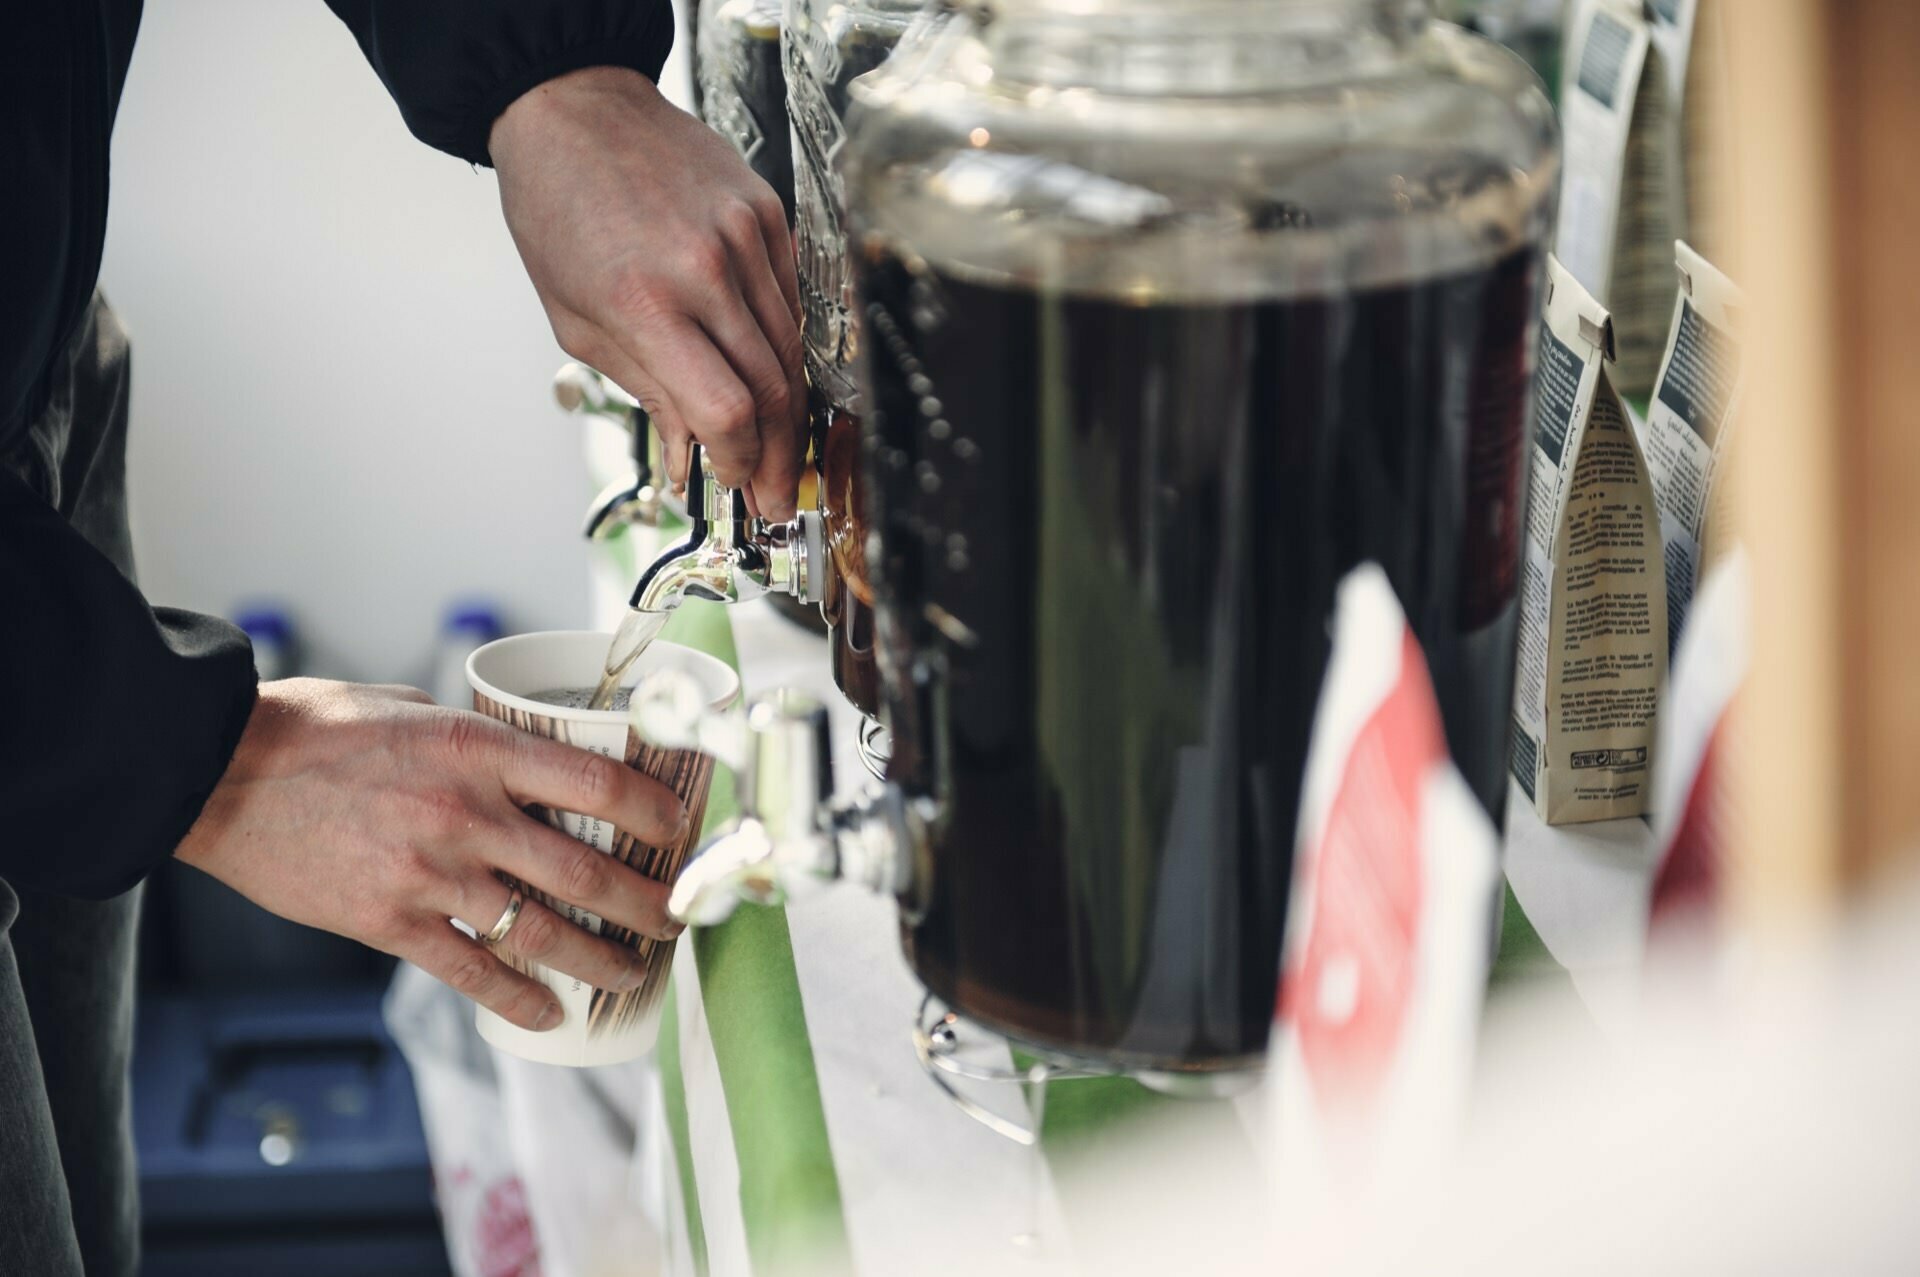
[489,65,660,170]
[172,679,316,868]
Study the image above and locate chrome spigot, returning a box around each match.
[584,474,665,540]
[554,362,666,537]
[553,360,638,424]
[584,475,666,540]
[628,672,917,926]
[629,443,825,613]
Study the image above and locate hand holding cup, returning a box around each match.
[174,675,691,1037]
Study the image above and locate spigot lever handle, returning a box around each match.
[627,442,825,612]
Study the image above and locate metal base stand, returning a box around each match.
[910,993,1117,1146]
[857,715,891,780]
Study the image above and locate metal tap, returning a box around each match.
[629,442,825,613]
[628,672,920,925]
[553,362,667,538]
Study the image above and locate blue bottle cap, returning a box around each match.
[234,605,295,648]
[443,600,505,642]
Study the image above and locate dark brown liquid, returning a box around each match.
[811,387,881,717]
[857,245,1539,1071]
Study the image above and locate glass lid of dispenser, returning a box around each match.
[845,0,1558,301]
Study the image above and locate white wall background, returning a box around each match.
[102,1,693,685]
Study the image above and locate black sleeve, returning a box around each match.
[323,0,678,167]
[0,469,257,901]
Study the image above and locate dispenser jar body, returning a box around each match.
[786,0,925,722]
[845,0,1558,1073]
[699,0,796,225]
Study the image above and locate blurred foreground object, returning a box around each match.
[1724,0,1920,929]
[1015,869,1920,1277]
[1269,566,1499,1174]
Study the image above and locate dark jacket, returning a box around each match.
[0,0,674,899]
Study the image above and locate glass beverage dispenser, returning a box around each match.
[641,0,1557,1081]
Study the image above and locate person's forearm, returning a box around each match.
[323,0,676,166]
[0,468,257,899]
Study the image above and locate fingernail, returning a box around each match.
[662,920,686,941]
[673,808,694,843]
[618,951,643,990]
[535,1002,564,1032]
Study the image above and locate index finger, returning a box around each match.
[625,312,763,491]
[496,731,690,850]
[753,189,801,330]
[736,233,808,522]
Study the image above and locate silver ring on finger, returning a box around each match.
[484,889,526,945]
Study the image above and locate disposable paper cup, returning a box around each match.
[465,631,738,1066]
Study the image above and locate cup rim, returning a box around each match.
[464,629,739,724]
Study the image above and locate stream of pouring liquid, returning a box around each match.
[590,610,671,711]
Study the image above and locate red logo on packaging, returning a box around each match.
[1283,632,1443,1113]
